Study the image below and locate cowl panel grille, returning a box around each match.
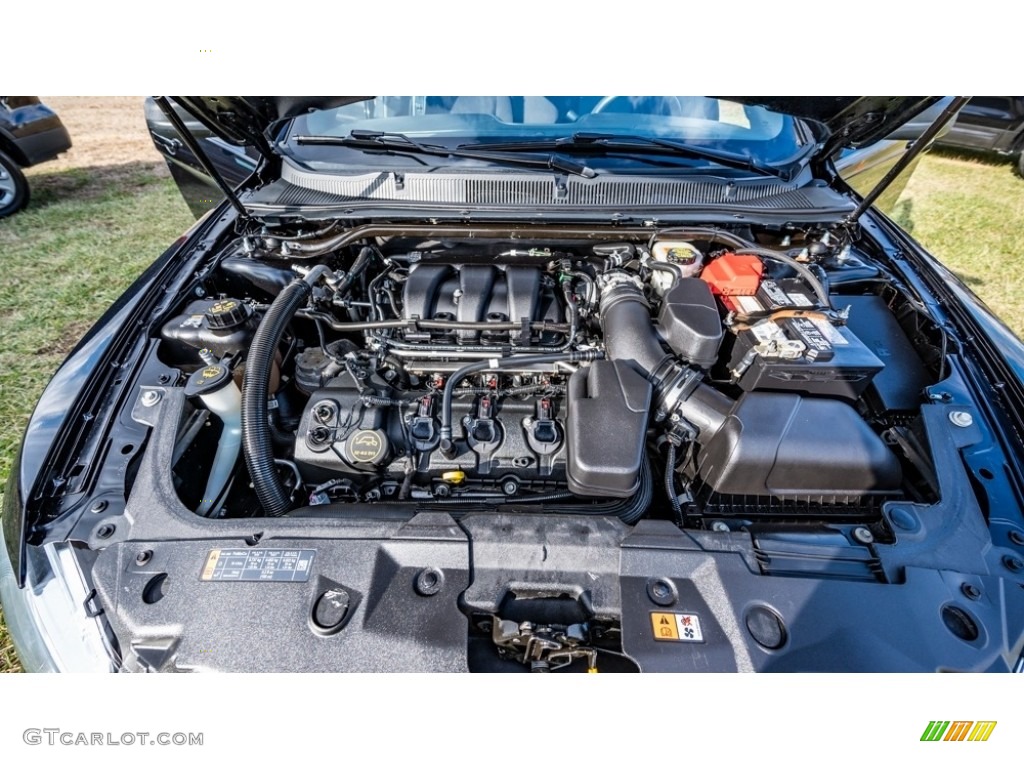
[279,161,794,207]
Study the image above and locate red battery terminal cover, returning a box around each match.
[701,253,764,296]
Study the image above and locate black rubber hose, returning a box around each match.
[647,227,749,251]
[242,265,330,516]
[336,246,374,295]
[438,350,603,457]
[648,260,682,289]
[665,442,681,519]
[599,281,673,378]
[268,410,297,447]
[598,273,732,444]
[732,247,833,309]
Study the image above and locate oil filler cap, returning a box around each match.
[343,429,389,466]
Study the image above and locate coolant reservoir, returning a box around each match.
[650,241,704,295]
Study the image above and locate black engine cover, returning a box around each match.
[402,263,563,343]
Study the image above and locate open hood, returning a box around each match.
[727,96,945,153]
[168,97,371,148]
[170,96,945,157]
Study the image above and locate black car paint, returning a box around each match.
[0,97,72,217]
[143,97,256,218]
[938,97,1024,156]
[0,97,72,167]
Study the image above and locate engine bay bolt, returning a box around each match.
[89,500,108,514]
[646,578,677,607]
[140,390,162,407]
[961,583,981,600]
[711,521,730,533]
[949,411,974,428]
[502,480,519,495]
[852,527,875,544]
[1004,555,1024,573]
[1009,530,1024,547]
[414,567,444,597]
[136,550,153,566]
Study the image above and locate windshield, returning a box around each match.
[282,97,808,172]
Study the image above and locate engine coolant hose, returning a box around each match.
[242,264,333,516]
[731,247,832,310]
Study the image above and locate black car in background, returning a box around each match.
[936,97,1024,174]
[0,97,72,218]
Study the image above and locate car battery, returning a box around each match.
[728,313,884,402]
[725,278,818,315]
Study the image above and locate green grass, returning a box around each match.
[0,149,1022,673]
[0,162,193,672]
[891,149,1024,334]
[0,604,18,671]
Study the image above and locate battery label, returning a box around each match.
[787,292,814,307]
[749,319,788,344]
[733,295,764,314]
[757,280,791,308]
[756,279,816,311]
[200,549,316,582]
[785,317,834,361]
[810,316,849,345]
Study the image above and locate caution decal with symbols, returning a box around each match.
[650,612,704,642]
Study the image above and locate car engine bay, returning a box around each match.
[26,213,1023,673]
[7,93,1024,673]
[155,224,941,535]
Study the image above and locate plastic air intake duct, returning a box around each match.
[582,271,901,500]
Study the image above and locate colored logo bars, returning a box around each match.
[920,721,997,742]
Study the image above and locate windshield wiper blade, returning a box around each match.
[459,132,797,180]
[292,131,597,178]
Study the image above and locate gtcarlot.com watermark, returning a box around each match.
[23,729,203,747]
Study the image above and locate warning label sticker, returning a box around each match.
[809,316,849,345]
[733,295,764,314]
[749,319,787,345]
[650,612,705,643]
[200,549,316,582]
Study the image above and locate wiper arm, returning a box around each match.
[293,130,597,178]
[459,132,798,180]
